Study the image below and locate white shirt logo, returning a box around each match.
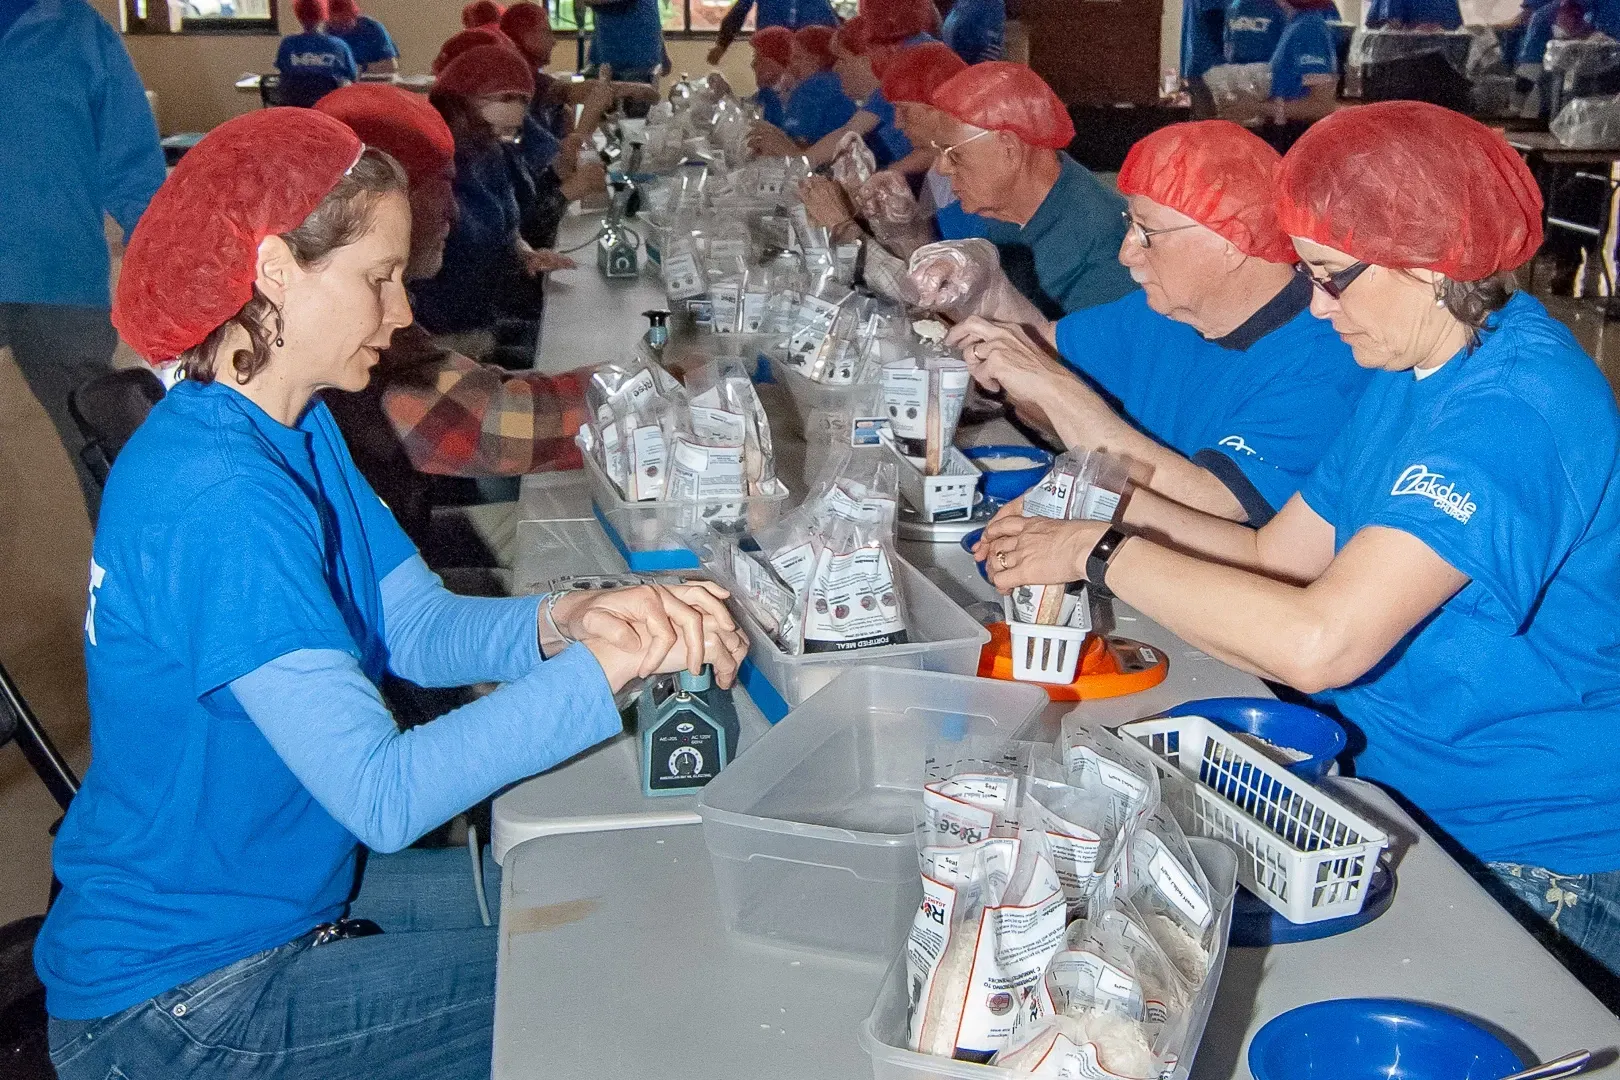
[85,558,106,646]
[1391,464,1477,523]
[1228,15,1273,31]
[1219,435,1257,456]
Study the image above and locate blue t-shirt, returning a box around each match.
[782,68,856,144]
[35,381,417,1019]
[861,88,912,169]
[732,0,838,28]
[329,13,397,67]
[1300,292,1620,874]
[275,29,358,81]
[588,0,665,75]
[1517,0,1560,65]
[942,0,1005,62]
[1269,10,1337,98]
[411,142,524,333]
[0,0,163,307]
[756,84,786,126]
[1182,0,1229,76]
[1364,0,1461,26]
[1054,279,1368,521]
[983,152,1138,320]
[1224,0,1286,63]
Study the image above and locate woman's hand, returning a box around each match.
[520,248,578,276]
[560,158,606,202]
[748,121,799,157]
[972,510,1109,594]
[551,582,749,691]
[799,175,855,229]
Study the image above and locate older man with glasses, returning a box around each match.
[943,121,1371,524]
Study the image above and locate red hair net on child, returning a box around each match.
[1117,120,1296,264]
[750,25,794,66]
[112,109,363,363]
[327,0,359,19]
[292,0,327,26]
[1275,101,1543,281]
[878,40,966,103]
[794,25,837,68]
[435,42,535,98]
[499,2,552,64]
[461,0,504,28]
[432,26,513,74]
[930,61,1074,150]
[315,83,455,191]
[863,0,938,44]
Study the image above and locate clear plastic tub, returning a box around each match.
[582,452,791,571]
[732,553,992,719]
[697,667,1049,960]
[858,838,1239,1080]
[767,353,864,439]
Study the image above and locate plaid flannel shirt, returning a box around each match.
[379,324,585,477]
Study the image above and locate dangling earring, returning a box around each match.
[273,306,286,348]
[1433,279,1447,307]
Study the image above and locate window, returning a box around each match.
[121,0,277,35]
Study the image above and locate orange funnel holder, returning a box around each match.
[977,623,1169,702]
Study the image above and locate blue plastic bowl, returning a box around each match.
[1164,696,1346,781]
[962,528,989,581]
[1249,999,1527,1080]
[962,446,1054,503]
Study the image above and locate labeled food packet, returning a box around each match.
[830,129,877,199]
[800,444,900,534]
[616,401,668,502]
[992,1010,1161,1079]
[690,530,803,654]
[1060,723,1161,854]
[784,271,854,371]
[661,231,708,302]
[921,737,1048,842]
[802,305,863,385]
[800,516,908,652]
[908,815,1068,1063]
[880,351,970,472]
[685,358,777,494]
[1056,906,1189,1034]
[663,408,746,504]
[1012,450,1132,624]
[1118,805,1216,989]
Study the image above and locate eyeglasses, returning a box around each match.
[929,128,993,168]
[1297,260,1369,299]
[1120,210,1199,249]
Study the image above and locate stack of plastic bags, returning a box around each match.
[692,448,909,656]
[903,722,1224,1079]
[576,352,780,508]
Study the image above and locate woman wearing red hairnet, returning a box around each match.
[747,25,858,154]
[324,0,398,74]
[33,108,746,1080]
[748,24,796,128]
[979,103,1620,998]
[498,2,659,142]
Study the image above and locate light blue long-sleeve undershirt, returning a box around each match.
[229,556,621,854]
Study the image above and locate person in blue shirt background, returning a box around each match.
[942,0,1003,62]
[748,24,857,149]
[946,121,1365,524]
[326,0,398,73]
[276,0,358,82]
[38,107,745,1080]
[977,104,1620,1008]
[580,0,669,83]
[1182,0,1229,80]
[919,63,1137,320]
[1223,0,1286,63]
[748,24,795,126]
[1211,0,1339,127]
[0,0,163,521]
[705,0,838,66]
[1363,0,1461,27]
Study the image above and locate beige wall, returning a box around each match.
[95,0,758,136]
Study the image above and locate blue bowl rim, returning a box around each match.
[1162,696,1346,775]
[1248,997,1529,1080]
[960,445,1055,470]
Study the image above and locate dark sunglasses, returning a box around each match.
[1296,260,1369,299]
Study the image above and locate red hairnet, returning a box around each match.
[292,0,327,25]
[1117,120,1296,264]
[930,61,1074,150]
[863,0,937,44]
[315,83,455,191]
[432,26,513,74]
[112,109,363,363]
[878,40,965,102]
[462,0,504,27]
[794,25,837,68]
[750,25,793,66]
[435,42,536,98]
[327,0,359,19]
[1275,101,1543,281]
[834,14,872,55]
[499,1,551,63]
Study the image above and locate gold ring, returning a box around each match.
[996,550,1009,571]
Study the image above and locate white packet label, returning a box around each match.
[1064,745,1153,836]
[627,423,666,501]
[802,542,906,652]
[666,439,745,502]
[709,282,741,333]
[954,866,1068,1059]
[689,405,746,446]
[786,294,844,367]
[663,248,706,300]
[741,290,767,333]
[1131,831,1212,931]
[881,366,929,440]
[767,540,815,594]
[1047,949,1147,1021]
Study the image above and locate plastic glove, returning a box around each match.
[857,170,935,259]
[905,239,1047,325]
[830,130,877,199]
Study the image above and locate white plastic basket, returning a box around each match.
[1007,621,1090,684]
[1118,715,1389,925]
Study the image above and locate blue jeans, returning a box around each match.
[1472,860,1620,1009]
[48,847,502,1080]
